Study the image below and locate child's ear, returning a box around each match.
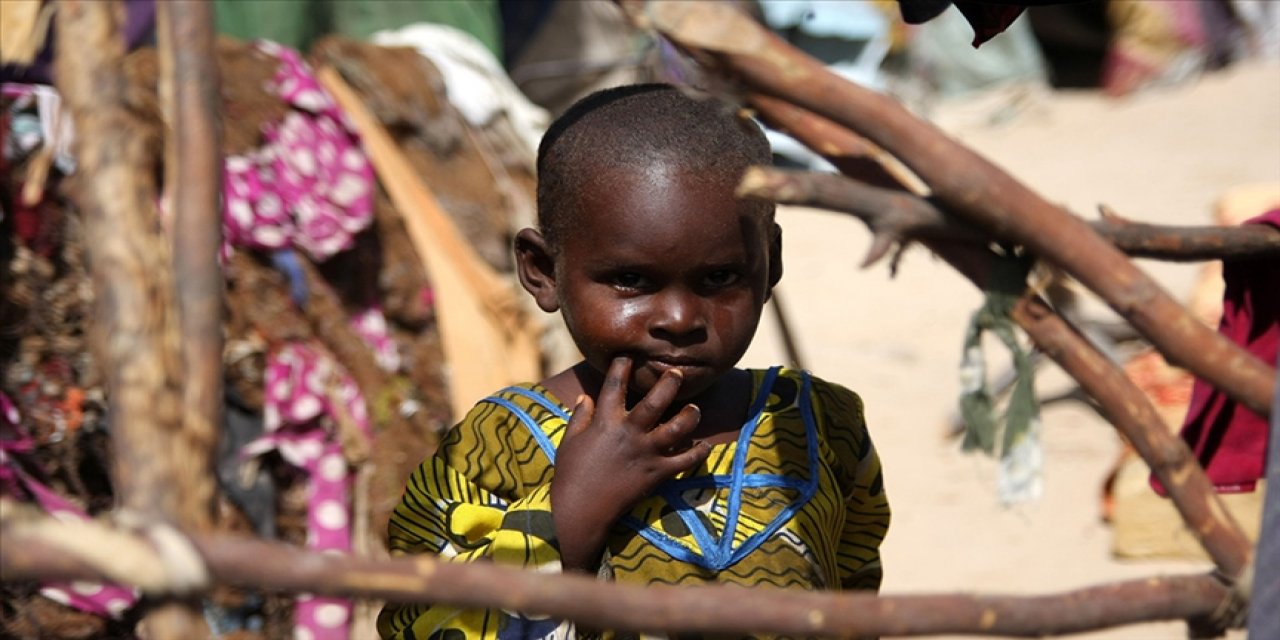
[767,223,783,291]
[515,228,560,313]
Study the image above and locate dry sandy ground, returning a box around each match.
[739,61,1280,639]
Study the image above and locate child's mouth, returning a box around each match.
[643,356,707,378]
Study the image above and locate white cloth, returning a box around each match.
[371,23,549,156]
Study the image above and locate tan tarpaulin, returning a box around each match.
[320,67,542,420]
[0,0,47,66]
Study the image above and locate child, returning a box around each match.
[377,84,890,639]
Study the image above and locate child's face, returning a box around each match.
[548,165,778,401]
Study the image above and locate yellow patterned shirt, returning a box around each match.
[378,368,890,639]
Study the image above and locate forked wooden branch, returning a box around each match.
[735,144,1255,585]
[0,501,1235,638]
[739,168,1280,265]
[632,0,1275,418]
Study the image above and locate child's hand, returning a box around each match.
[550,356,711,573]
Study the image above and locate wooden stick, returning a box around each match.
[1007,290,1254,583]
[1093,207,1280,261]
[634,0,1275,418]
[160,0,222,532]
[768,291,805,370]
[0,501,1236,638]
[57,0,180,524]
[56,0,209,635]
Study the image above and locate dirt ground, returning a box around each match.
[739,60,1280,639]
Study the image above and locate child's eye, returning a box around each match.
[610,273,649,290]
[703,270,740,288]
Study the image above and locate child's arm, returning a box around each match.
[550,356,712,572]
[378,425,567,638]
[376,358,711,639]
[838,442,889,591]
[815,378,891,591]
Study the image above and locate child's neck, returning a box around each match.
[542,364,752,446]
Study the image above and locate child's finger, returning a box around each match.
[597,355,632,415]
[650,403,701,452]
[629,368,683,429]
[564,394,594,439]
[667,439,713,474]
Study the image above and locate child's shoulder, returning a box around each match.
[458,382,571,425]
[754,367,865,417]
[763,369,878,478]
[439,382,570,450]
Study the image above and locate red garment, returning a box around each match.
[1155,209,1280,494]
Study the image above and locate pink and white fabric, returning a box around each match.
[242,343,373,640]
[351,306,401,373]
[222,41,375,262]
[0,392,138,619]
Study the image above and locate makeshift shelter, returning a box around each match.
[3,12,549,637]
[1,1,1277,639]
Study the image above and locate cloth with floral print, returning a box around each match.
[221,41,375,262]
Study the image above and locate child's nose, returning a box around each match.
[648,289,707,339]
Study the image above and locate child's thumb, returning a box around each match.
[565,394,593,437]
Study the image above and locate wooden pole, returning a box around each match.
[0,501,1237,638]
[1248,372,1280,637]
[159,0,223,533]
[55,0,210,635]
[768,292,806,370]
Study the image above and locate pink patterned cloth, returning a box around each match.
[223,43,392,638]
[222,41,375,262]
[243,342,375,640]
[351,306,402,373]
[0,393,139,619]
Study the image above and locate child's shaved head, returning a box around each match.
[536,84,773,247]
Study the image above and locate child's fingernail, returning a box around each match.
[668,368,683,380]
[574,394,587,407]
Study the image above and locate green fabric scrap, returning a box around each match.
[958,251,1043,503]
[214,0,501,58]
